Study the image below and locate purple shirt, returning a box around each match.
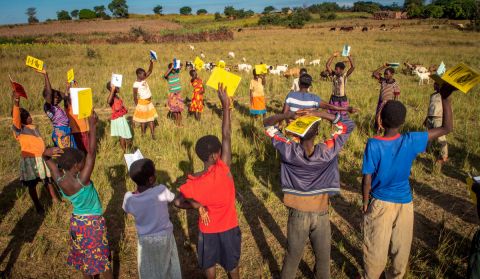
[44,103,69,127]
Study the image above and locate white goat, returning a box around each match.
[237,63,252,72]
[414,69,430,85]
[276,64,289,73]
[189,45,195,51]
[228,51,235,58]
[309,59,321,66]
[269,69,282,75]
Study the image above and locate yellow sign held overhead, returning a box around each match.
[206,67,241,97]
[67,68,75,83]
[433,63,480,94]
[25,55,44,71]
[77,88,93,119]
[285,116,322,138]
[255,64,268,75]
[194,56,204,71]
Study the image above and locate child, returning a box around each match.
[361,84,455,279]
[372,64,400,133]
[174,84,241,279]
[164,63,184,126]
[263,109,355,279]
[189,69,205,121]
[12,93,59,213]
[290,68,308,92]
[37,69,76,148]
[424,82,448,164]
[326,52,355,115]
[65,81,90,153]
[107,82,132,152]
[249,69,267,118]
[42,111,113,279]
[133,60,158,139]
[122,158,182,279]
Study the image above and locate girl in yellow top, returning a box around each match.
[11,92,59,213]
[249,69,267,118]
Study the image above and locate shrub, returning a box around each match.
[197,9,208,15]
[130,26,147,38]
[86,48,98,58]
[79,9,97,20]
[180,6,192,15]
[57,10,72,21]
[320,12,337,20]
[214,12,223,21]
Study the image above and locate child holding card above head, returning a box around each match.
[372,64,400,133]
[65,82,90,154]
[42,111,113,279]
[11,92,60,213]
[133,60,158,139]
[174,84,241,279]
[107,82,132,152]
[189,69,205,121]
[249,69,267,118]
[122,158,182,279]
[360,84,456,279]
[37,70,77,148]
[325,51,355,115]
[424,82,448,164]
[164,62,184,126]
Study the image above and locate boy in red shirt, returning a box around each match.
[174,83,240,279]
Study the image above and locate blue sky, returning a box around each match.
[0,0,400,25]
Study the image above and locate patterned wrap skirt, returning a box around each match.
[67,215,111,275]
[19,157,51,182]
[328,95,349,116]
[189,91,204,113]
[168,93,185,113]
[52,125,77,149]
[133,99,158,123]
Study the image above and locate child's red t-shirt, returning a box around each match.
[179,159,238,233]
[111,96,128,120]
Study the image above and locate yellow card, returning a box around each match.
[25,55,44,71]
[255,64,268,75]
[206,67,241,97]
[440,63,480,94]
[194,56,204,71]
[67,68,75,83]
[218,60,226,69]
[77,88,93,119]
[285,116,322,137]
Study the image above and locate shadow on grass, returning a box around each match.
[0,179,22,225]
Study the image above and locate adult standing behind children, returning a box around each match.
[249,69,267,118]
[361,84,456,279]
[164,63,184,126]
[372,64,400,133]
[174,84,241,279]
[133,60,158,139]
[263,109,356,279]
[325,52,355,114]
[424,82,448,164]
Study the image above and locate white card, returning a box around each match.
[111,73,123,88]
[124,149,144,170]
[150,50,158,61]
[342,45,351,57]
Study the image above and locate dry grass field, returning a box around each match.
[0,16,479,278]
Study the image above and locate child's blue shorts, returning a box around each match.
[197,226,241,271]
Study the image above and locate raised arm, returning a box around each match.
[38,70,53,104]
[42,147,64,182]
[79,111,98,185]
[427,84,455,141]
[319,101,358,113]
[145,60,154,78]
[263,111,296,127]
[325,53,338,74]
[372,64,387,81]
[346,55,355,77]
[164,65,174,79]
[107,85,116,106]
[361,174,372,213]
[218,83,232,166]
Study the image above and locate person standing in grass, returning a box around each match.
[189,69,205,121]
[107,82,132,152]
[360,84,456,279]
[249,69,267,118]
[11,92,60,213]
[325,52,355,115]
[290,68,308,92]
[174,84,241,279]
[122,158,182,279]
[423,82,448,164]
[263,108,356,279]
[164,63,184,126]
[133,60,158,139]
[372,64,400,133]
[43,111,113,279]
[65,81,90,154]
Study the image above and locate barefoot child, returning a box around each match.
[372,64,400,133]
[174,84,241,279]
[43,112,113,279]
[326,52,355,115]
[164,63,184,126]
[249,69,267,118]
[133,60,158,138]
[360,84,456,278]
[107,82,132,152]
[12,93,59,213]
[424,82,448,164]
[122,158,182,279]
[189,69,205,121]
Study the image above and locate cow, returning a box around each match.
[330,27,336,31]
[284,67,301,78]
[203,62,216,71]
[242,57,247,63]
[340,26,354,31]
[269,69,282,75]
[295,58,306,66]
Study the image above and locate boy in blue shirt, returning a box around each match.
[361,84,455,279]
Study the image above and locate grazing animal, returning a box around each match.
[362,26,368,32]
[276,64,289,73]
[320,70,331,81]
[189,45,195,51]
[237,28,243,32]
[453,23,465,30]
[284,67,301,78]
[380,24,386,28]
[432,25,440,29]
[403,62,427,75]
[242,57,247,62]
[309,59,321,66]
[237,63,252,72]
[330,27,336,31]
[228,51,235,58]
[269,69,282,75]
[414,69,431,85]
[203,62,216,71]
[200,52,206,59]
[295,58,305,66]
[340,26,354,31]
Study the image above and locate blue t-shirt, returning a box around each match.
[362,132,428,203]
[285,91,321,112]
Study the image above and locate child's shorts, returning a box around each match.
[197,226,241,271]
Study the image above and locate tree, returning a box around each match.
[94,5,108,18]
[352,1,381,13]
[179,6,192,15]
[406,4,424,17]
[57,10,72,20]
[423,4,444,18]
[197,9,208,15]
[79,9,97,20]
[26,7,39,24]
[224,6,235,17]
[281,7,291,14]
[404,0,424,8]
[108,0,129,18]
[153,5,163,15]
[71,9,79,19]
[263,5,276,14]
[308,3,341,13]
[214,12,222,21]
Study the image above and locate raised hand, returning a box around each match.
[217,82,229,109]
[43,147,64,158]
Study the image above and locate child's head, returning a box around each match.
[57,147,85,172]
[384,67,395,80]
[380,100,406,129]
[189,69,197,79]
[129,158,156,187]
[136,68,146,80]
[299,74,313,89]
[334,62,346,75]
[195,135,222,163]
[300,68,308,76]
[43,89,63,106]
[301,122,320,142]
[106,81,119,93]
[19,108,32,125]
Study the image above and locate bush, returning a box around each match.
[79,9,97,20]
[258,14,283,25]
[57,10,72,21]
[197,9,208,15]
[214,12,223,21]
[258,8,312,29]
[86,48,97,58]
[130,26,147,37]
[320,12,337,20]
[423,4,444,18]
[179,6,192,15]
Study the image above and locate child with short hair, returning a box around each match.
[122,158,182,279]
[37,70,77,148]
[424,82,448,164]
[263,109,356,279]
[290,68,308,92]
[361,84,456,279]
[133,60,158,139]
[164,63,184,126]
[12,92,59,213]
[326,52,355,114]
[189,69,205,121]
[249,69,267,117]
[372,64,400,133]
[174,84,241,279]
[107,82,132,152]
[65,81,90,153]
[42,111,113,279]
